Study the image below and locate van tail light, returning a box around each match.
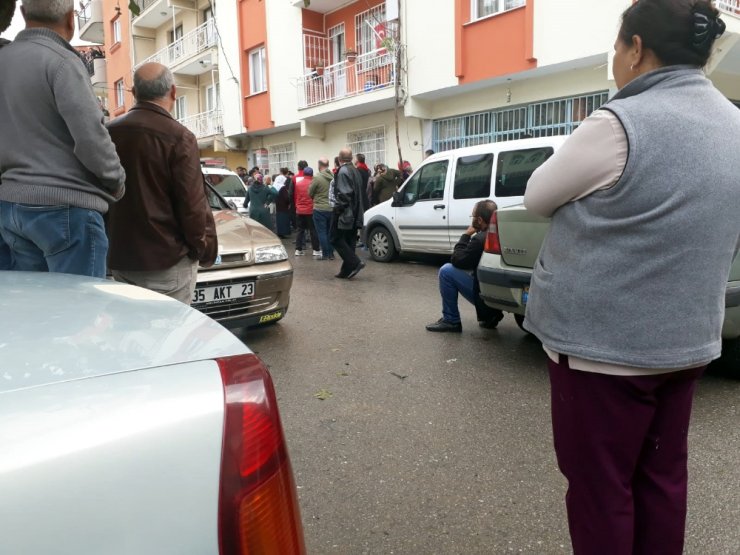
[217,354,306,555]
[484,210,501,254]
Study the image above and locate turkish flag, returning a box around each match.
[375,23,387,55]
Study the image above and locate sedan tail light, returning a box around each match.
[484,210,501,254]
[217,354,306,555]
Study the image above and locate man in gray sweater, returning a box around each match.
[0,0,125,278]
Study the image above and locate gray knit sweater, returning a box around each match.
[524,66,740,369]
[0,29,125,213]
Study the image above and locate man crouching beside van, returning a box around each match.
[426,199,503,332]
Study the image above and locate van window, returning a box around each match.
[495,147,554,197]
[402,160,448,204]
[453,153,493,199]
[204,174,246,198]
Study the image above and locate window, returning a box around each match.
[114,79,125,108]
[329,23,345,65]
[432,91,609,152]
[495,147,553,197]
[355,5,386,56]
[454,154,493,199]
[402,161,449,204]
[206,83,220,112]
[204,7,215,44]
[347,126,385,171]
[249,46,267,95]
[472,0,526,20]
[112,18,121,44]
[267,142,296,177]
[205,174,247,198]
[175,96,187,120]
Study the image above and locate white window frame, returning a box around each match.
[267,142,296,177]
[205,83,220,112]
[249,46,267,95]
[175,96,187,120]
[114,79,125,108]
[347,126,386,171]
[355,5,386,56]
[471,0,526,21]
[328,23,345,65]
[112,18,122,44]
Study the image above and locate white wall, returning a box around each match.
[215,0,246,138]
[534,0,628,68]
[247,109,425,172]
[403,0,458,97]
[264,1,305,129]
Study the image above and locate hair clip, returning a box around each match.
[692,12,726,51]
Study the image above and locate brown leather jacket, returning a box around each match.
[106,102,216,271]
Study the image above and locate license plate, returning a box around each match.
[521,286,529,305]
[192,282,254,305]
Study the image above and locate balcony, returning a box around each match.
[77,0,104,44]
[718,0,739,16]
[298,48,396,109]
[179,110,223,141]
[136,20,217,75]
[291,0,346,13]
[133,0,195,29]
[82,49,107,93]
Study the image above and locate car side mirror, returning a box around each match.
[227,200,238,211]
[391,191,403,207]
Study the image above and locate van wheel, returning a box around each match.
[369,226,397,262]
[514,314,532,335]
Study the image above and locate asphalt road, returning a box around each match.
[238,248,740,555]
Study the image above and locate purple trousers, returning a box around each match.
[548,356,705,555]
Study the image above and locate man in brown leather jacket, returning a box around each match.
[106,62,216,304]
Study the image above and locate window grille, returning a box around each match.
[355,5,386,56]
[473,0,525,20]
[432,91,609,153]
[347,126,386,170]
[268,142,296,177]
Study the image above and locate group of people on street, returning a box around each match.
[0,0,215,305]
[2,1,740,554]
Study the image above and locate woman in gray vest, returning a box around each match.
[523,1,740,553]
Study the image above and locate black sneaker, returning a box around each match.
[425,319,462,333]
[347,261,366,279]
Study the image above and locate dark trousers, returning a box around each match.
[548,356,705,555]
[295,214,319,251]
[330,219,360,276]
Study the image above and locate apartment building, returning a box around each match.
[77,0,135,119]
[233,0,740,176]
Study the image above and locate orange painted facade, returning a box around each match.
[238,0,273,132]
[455,0,537,84]
[102,2,134,117]
[323,0,384,53]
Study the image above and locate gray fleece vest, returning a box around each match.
[524,66,740,368]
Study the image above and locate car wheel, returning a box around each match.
[709,337,740,378]
[514,314,532,335]
[369,226,397,262]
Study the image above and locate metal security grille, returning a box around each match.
[347,126,386,170]
[355,5,386,56]
[432,91,609,153]
[268,143,296,177]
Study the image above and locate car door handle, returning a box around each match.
[434,204,445,210]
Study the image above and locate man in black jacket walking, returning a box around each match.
[426,199,504,332]
[331,147,365,279]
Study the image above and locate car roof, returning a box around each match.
[425,135,569,162]
[202,167,240,177]
[0,272,249,393]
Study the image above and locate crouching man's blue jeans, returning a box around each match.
[439,262,476,324]
[0,201,108,278]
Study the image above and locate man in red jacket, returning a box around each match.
[293,167,321,257]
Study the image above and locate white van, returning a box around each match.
[202,166,248,214]
[362,136,569,262]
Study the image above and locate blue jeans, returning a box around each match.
[0,201,109,278]
[312,209,334,258]
[439,263,476,324]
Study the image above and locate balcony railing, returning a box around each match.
[179,109,223,139]
[137,20,217,70]
[717,0,739,15]
[298,48,396,109]
[77,0,93,27]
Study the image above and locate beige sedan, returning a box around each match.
[195,184,292,329]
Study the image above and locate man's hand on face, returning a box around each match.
[465,225,478,236]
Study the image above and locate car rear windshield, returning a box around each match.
[495,147,554,197]
[205,174,246,198]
